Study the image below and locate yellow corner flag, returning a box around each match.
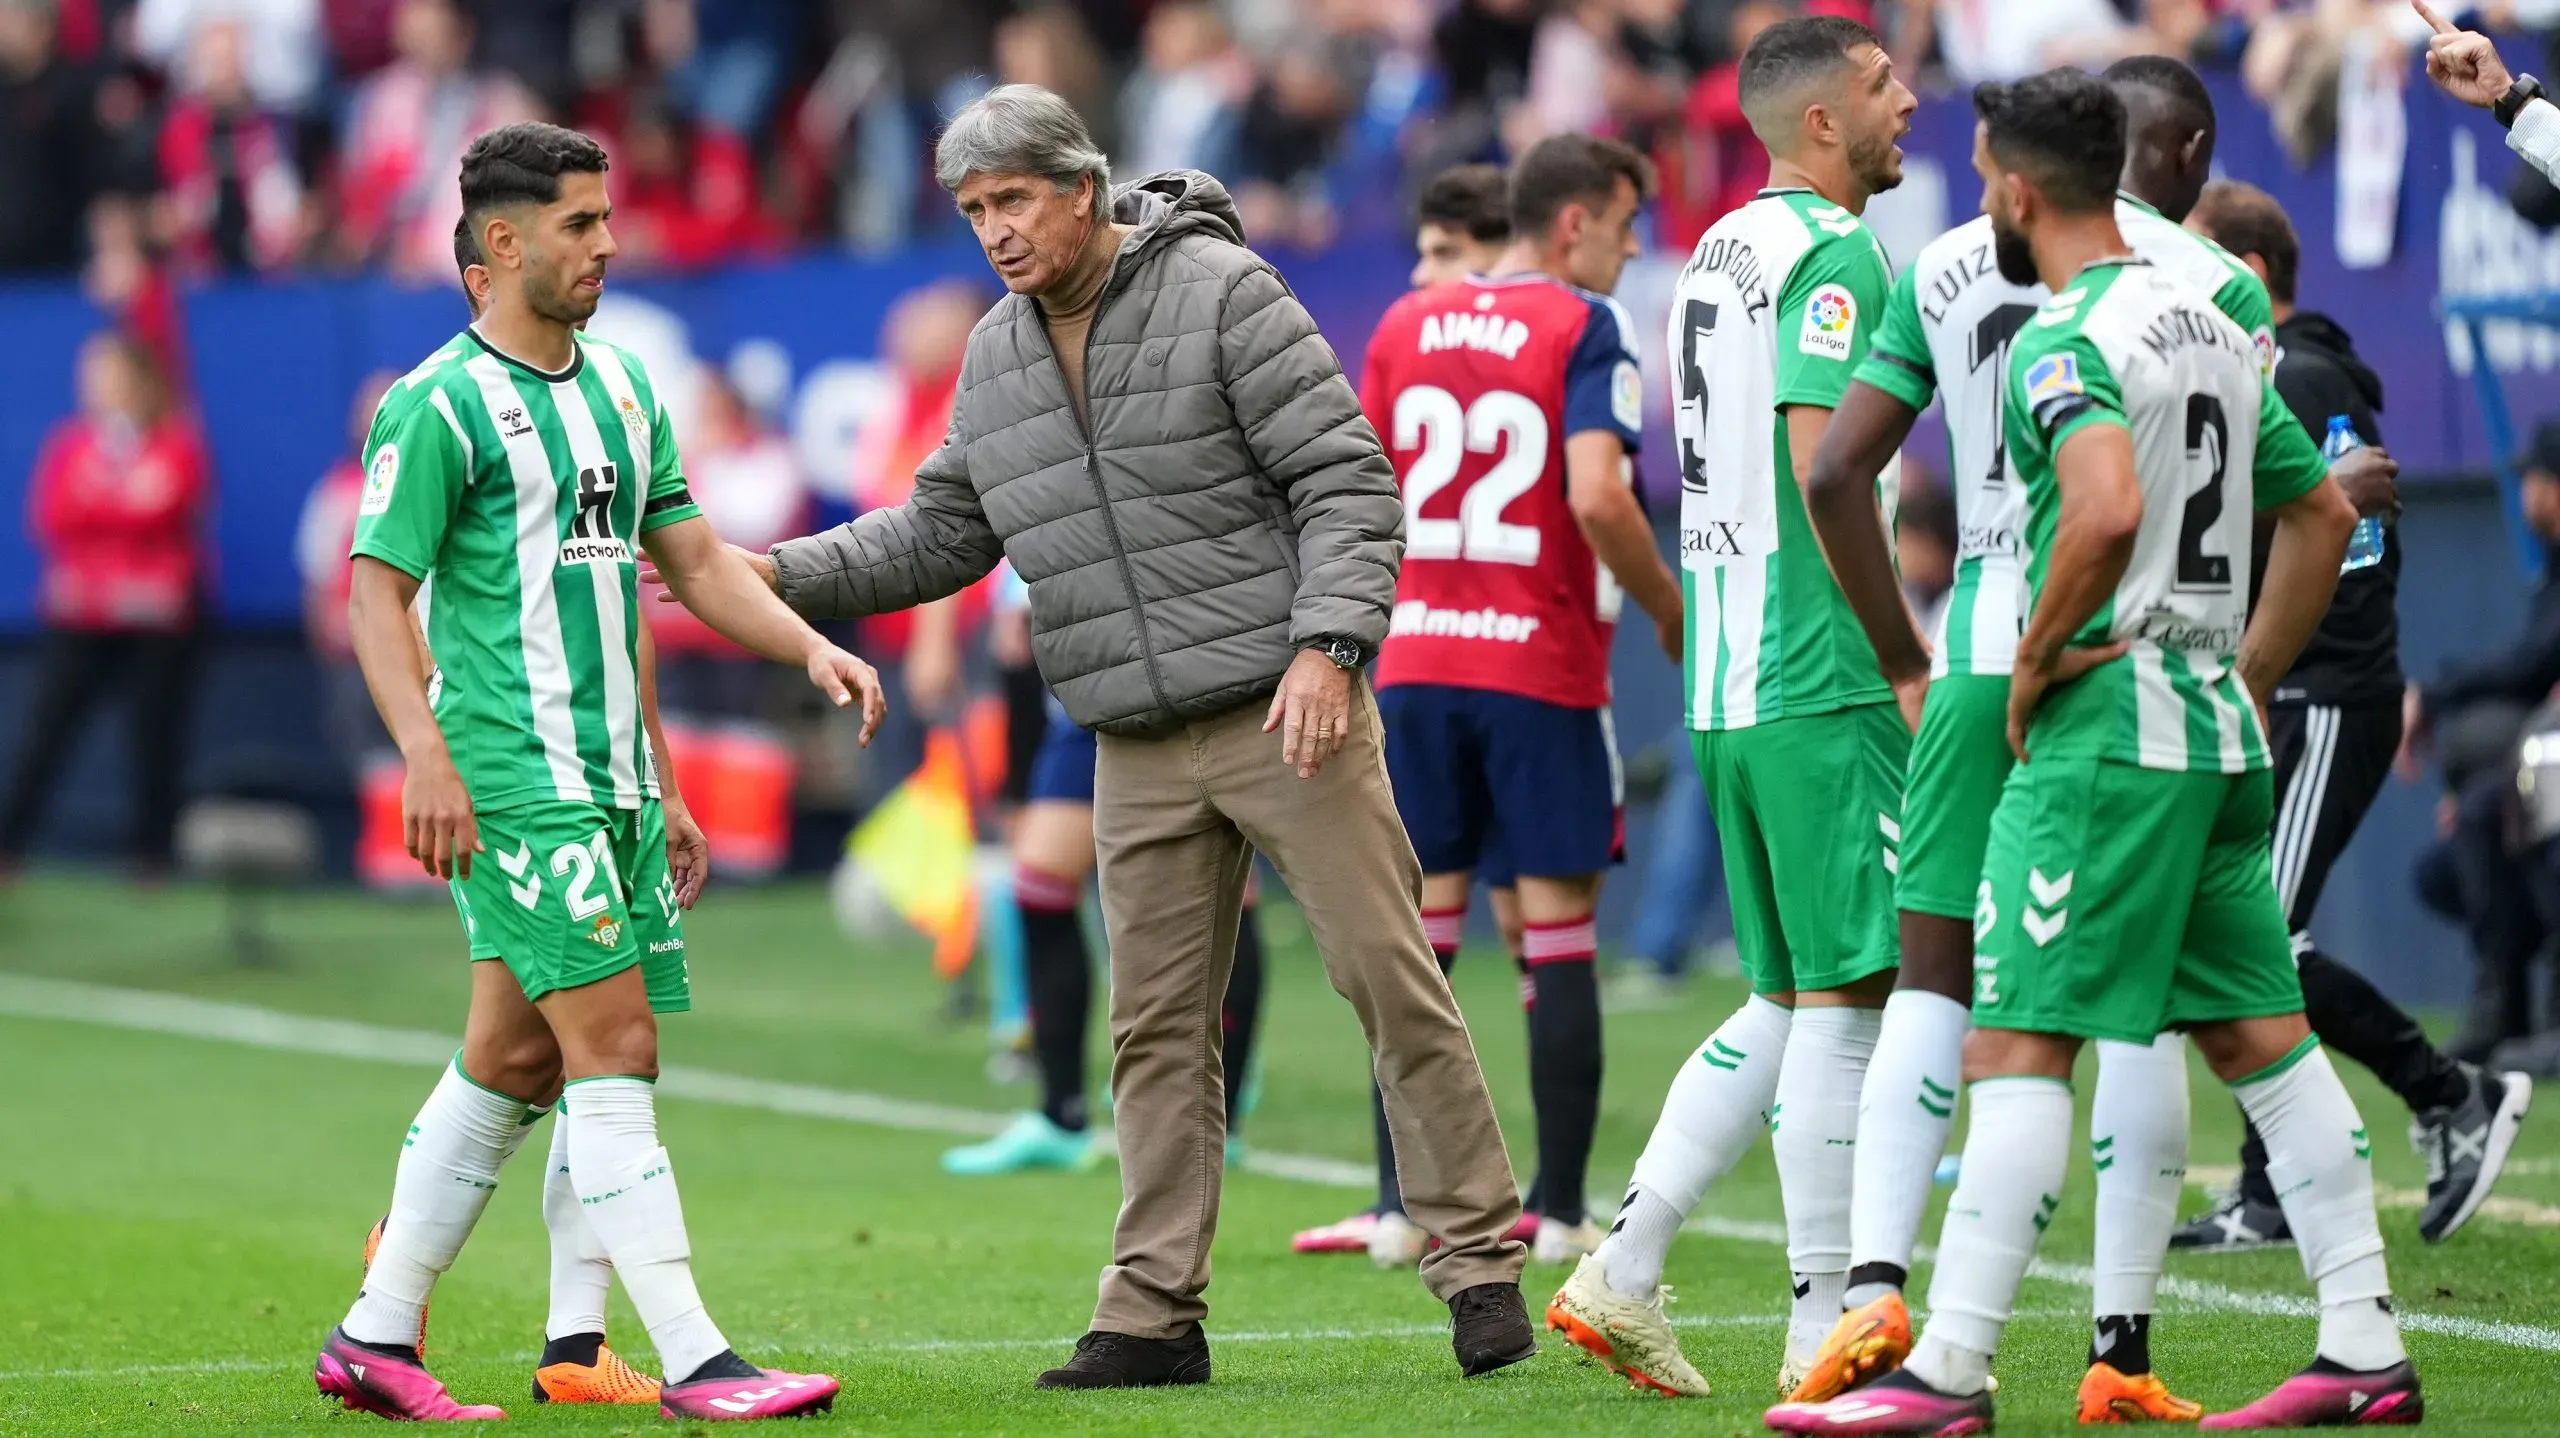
[845,729,979,977]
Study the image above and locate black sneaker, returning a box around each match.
[1034,1329,1212,1389]
[1450,1283,1538,1377]
[2415,1065,2533,1243]
[2167,1191,2292,1251]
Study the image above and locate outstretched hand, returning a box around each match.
[2416,1,2516,110]
[805,643,889,746]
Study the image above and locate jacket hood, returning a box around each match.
[1110,170,1247,259]
[2278,311,2384,414]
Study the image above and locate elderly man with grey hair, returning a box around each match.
[745,85,1537,1387]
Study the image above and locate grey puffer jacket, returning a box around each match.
[770,171,1403,738]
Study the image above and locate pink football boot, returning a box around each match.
[2202,1361,2423,1428]
[1765,1370,1994,1435]
[1291,1210,1383,1254]
[314,1327,505,1421]
[658,1367,840,1421]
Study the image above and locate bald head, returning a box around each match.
[2104,55,2217,221]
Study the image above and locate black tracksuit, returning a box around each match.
[2235,313,2471,1207]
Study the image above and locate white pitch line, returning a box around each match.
[6,1311,2120,1385]
[2191,1161,2560,1230]
[1683,1217,2560,1353]
[5,974,2559,1359]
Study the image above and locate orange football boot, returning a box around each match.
[1786,1290,1913,1404]
[2080,1361,2205,1423]
[532,1344,663,1405]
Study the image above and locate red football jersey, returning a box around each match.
[1362,273,1645,709]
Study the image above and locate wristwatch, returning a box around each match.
[1308,635,1369,671]
[2496,73,2548,131]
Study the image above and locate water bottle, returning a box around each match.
[2328,415,2386,573]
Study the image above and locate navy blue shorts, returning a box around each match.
[1378,684,1622,881]
[1026,699,1097,805]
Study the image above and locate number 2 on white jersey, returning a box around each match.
[1393,385,1548,565]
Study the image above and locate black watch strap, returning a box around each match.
[2498,74,2547,130]
[1309,635,1368,670]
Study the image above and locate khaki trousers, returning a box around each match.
[1089,679,1525,1336]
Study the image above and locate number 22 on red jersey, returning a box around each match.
[1359,274,1643,710]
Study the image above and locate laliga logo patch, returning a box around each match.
[2026,352,2084,402]
[1797,284,1855,359]
[1610,359,1643,432]
[360,444,399,515]
[2252,326,2278,379]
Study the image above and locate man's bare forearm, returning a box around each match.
[2016,525,2133,674]
[2019,426,2141,672]
[651,529,830,666]
[1801,385,1929,681]
[348,558,451,764]
[637,620,683,808]
[1573,488,1681,626]
[2238,480,2356,699]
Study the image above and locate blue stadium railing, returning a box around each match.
[2441,293,2557,580]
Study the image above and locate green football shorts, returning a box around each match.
[1973,758,2300,1043]
[1692,701,1907,997]
[1897,673,2015,921]
[451,800,690,1013]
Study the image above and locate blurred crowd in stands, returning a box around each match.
[5,0,2542,287]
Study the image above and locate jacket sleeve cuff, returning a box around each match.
[1289,602,1389,653]
[2511,97,2560,182]
[769,533,860,620]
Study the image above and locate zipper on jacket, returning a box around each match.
[1055,276,1181,729]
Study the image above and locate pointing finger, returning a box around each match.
[2413,0,2456,36]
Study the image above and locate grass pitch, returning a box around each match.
[0,874,2554,1435]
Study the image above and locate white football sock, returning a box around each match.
[543,1104,614,1342]
[1790,1271,1845,1362]
[1603,996,1792,1297]
[1598,1186,1687,1298]
[2229,1039,2406,1372]
[345,1058,542,1348]
[1907,1077,2074,1396]
[2089,1034,2189,1321]
[564,1077,732,1383]
[1774,1005,1880,1350]
[1846,989,1968,1304]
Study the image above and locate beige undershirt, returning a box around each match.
[1036,221,1133,428]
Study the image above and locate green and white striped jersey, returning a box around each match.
[1854,202,2283,681]
[1673,188,1897,730]
[350,328,703,812]
[1856,220,2042,679]
[2113,192,2278,377]
[2004,260,2325,773]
